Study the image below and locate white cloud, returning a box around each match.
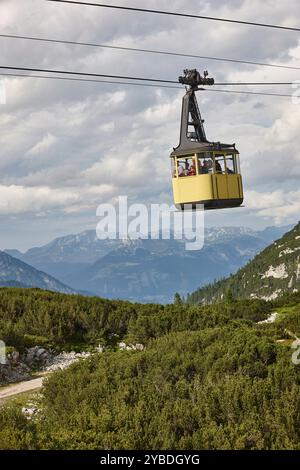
[26,133,58,156]
[0,182,117,215]
[0,0,300,246]
[246,189,300,224]
[99,122,115,132]
[0,185,79,214]
[82,149,154,187]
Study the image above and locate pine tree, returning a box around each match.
[174,292,183,305]
[225,288,235,303]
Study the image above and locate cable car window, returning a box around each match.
[197,153,213,175]
[177,157,196,177]
[214,155,226,174]
[171,157,177,178]
[235,154,241,174]
[225,155,235,174]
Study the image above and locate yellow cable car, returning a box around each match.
[171,69,244,210]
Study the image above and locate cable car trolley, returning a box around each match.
[171,69,244,210]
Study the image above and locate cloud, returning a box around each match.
[0,182,117,215]
[26,133,58,156]
[0,0,300,247]
[0,185,79,214]
[246,189,300,224]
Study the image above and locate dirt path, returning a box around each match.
[0,351,93,401]
[0,376,44,399]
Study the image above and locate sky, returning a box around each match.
[0,0,300,250]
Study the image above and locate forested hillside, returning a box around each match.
[188,221,300,305]
[0,288,300,449]
[0,287,271,351]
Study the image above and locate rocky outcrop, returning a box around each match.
[0,346,103,386]
[0,347,55,385]
[0,351,31,385]
[118,342,145,351]
[44,351,91,372]
[23,346,55,367]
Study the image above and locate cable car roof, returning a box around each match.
[170,141,239,157]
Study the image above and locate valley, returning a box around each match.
[2,225,291,303]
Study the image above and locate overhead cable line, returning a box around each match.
[206,88,294,98]
[46,0,300,32]
[0,72,181,89]
[0,66,295,86]
[1,72,295,98]
[0,65,177,83]
[1,33,300,71]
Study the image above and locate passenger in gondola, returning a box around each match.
[207,159,213,173]
[215,161,222,173]
[178,164,184,176]
[183,162,190,176]
[188,164,196,176]
[202,160,209,174]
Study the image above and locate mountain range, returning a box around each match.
[3,225,291,303]
[188,221,300,304]
[0,251,75,294]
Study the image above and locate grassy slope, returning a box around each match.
[0,288,300,449]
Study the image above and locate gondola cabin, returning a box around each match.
[171,69,244,210]
[171,146,243,210]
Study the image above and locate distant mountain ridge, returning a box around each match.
[60,226,291,303]
[5,231,121,280]
[4,225,292,303]
[0,251,76,294]
[188,221,300,304]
